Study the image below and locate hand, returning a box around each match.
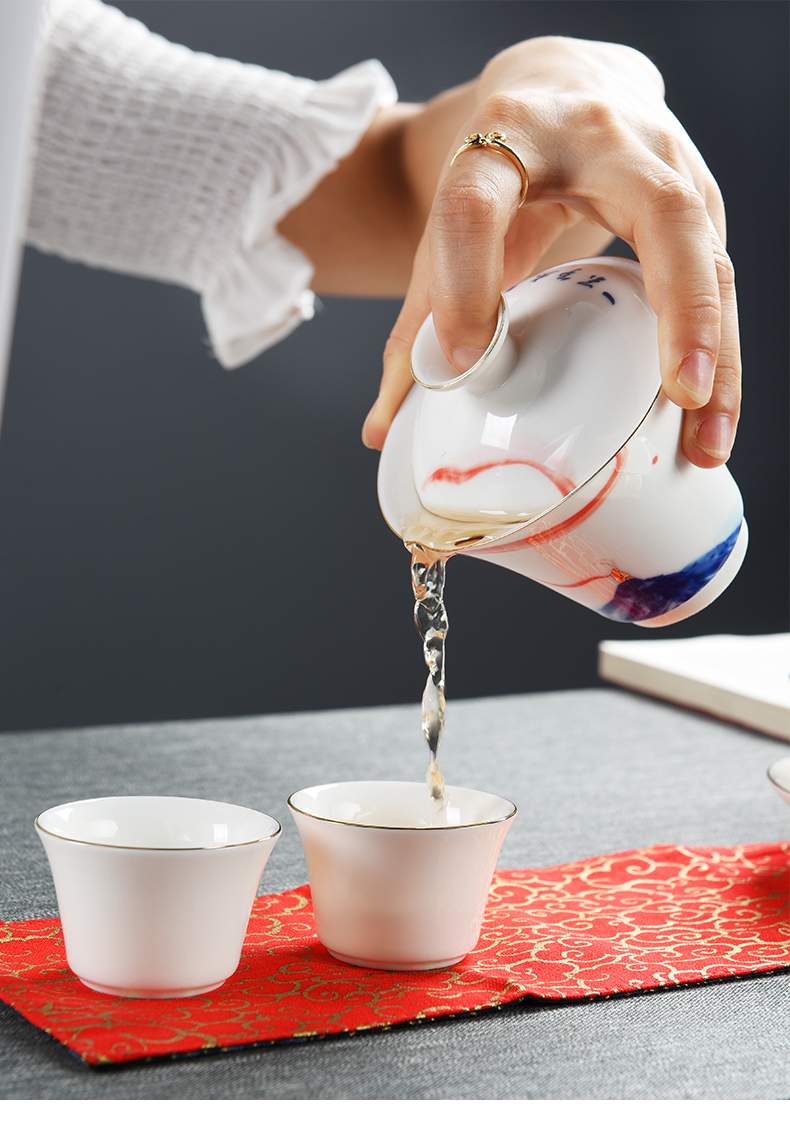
[361,37,740,469]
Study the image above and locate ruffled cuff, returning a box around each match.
[202,60,397,369]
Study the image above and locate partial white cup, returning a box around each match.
[768,757,790,809]
[35,795,281,998]
[288,780,516,970]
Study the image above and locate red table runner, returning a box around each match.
[1,842,787,1065]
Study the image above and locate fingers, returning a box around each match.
[427,115,741,467]
[365,43,741,468]
[363,142,566,451]
[634,184,740,467]
[680,232,741,466]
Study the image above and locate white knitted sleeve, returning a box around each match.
[25,0,398,367]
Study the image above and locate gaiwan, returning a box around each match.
[378,257,746,626]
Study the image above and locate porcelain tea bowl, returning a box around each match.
[379,257,747,627]
[35,795,281,998]
[768,757,790,808]
[288,780,516,970]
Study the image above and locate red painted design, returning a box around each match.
[423,459,576,498]
[478,448,626,555]
[543,564,633,589]
[542,571,614,589]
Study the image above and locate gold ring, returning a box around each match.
[450,131,529,207]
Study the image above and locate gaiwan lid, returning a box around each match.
[384,257,662,551]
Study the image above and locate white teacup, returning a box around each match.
[768,757,790,808]
[288,780,516,970]
[35,795,281,998]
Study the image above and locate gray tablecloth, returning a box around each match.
[1,687,788,1099]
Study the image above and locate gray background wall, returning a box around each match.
[1,0,787,733]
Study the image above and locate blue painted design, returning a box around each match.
[600,523,742,622]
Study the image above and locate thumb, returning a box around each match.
[362,240,431,452]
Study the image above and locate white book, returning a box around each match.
[598,633,790,742]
